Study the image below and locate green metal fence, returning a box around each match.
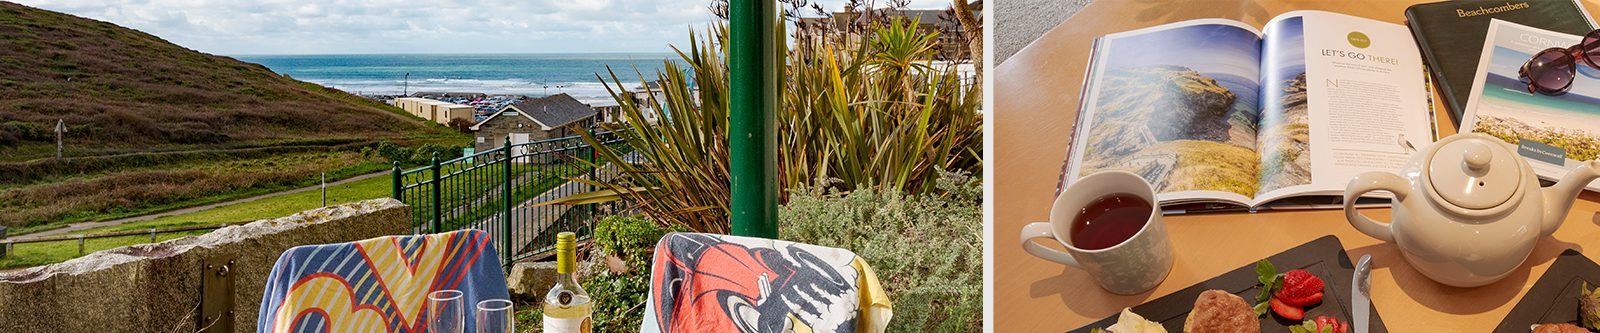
[392,132,623,270]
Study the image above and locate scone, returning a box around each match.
[1183,290,1260,333]
[1530,323,1588,333]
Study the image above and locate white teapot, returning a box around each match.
[1344,133,1600,287]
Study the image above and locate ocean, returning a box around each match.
[233,53,687,104]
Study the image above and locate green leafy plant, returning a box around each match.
[780,170,982,331]
[567,24,735,233]
[558,18,981,231]
[582,272,651,332]
[517,215,676,333]
[781,17,981,195]
[593,215,687,271]
[365,141,461,165]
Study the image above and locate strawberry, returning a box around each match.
[1311,315,1349,333]
[1270,297,1304,321]
[1276,270,1325,302]
[1280,292,1324,307]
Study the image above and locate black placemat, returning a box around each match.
[1495,249,1600,332]
[1068,236,1386,332]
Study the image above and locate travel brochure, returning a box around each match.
[1404,0,1596,124]
[1462,19,1600,192]
[1063,11,1436,209]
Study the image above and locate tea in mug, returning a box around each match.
[1068,193,1153,250]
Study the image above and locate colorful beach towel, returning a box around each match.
[641,233,893,333]
[257,229,509,333]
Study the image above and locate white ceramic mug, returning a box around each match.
[1019,171,1173,295]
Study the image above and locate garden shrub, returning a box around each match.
[519,169,982,332]
[580,271,651,332]
[780,169,983,332]
[592,215,688,270]
[367,141,461,165]
[517,215,674,333]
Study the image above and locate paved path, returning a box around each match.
[3,171,390,241]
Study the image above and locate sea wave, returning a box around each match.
[307,78,641,104]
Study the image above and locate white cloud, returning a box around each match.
[11,0,959,55]
[9,0,719,54]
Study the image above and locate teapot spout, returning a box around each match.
[1543,160,1600,237]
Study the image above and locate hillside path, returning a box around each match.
[3,171,390,242]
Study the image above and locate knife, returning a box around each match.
[1353,254,1372,333]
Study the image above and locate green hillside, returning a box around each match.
[0,2,466,232]
[0,1,451,158]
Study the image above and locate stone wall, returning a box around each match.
[0,198,410,332]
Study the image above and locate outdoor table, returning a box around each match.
[993,0,1600,331]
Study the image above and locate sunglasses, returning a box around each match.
[1519,29,1600,95]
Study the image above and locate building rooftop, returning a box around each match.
[471,93,595,130]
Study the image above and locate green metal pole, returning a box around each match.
[729,0,779,238]
[430,153,442,233]
[502,137,513,269]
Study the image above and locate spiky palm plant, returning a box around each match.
[558,18,980,231]
[566,26,734,233]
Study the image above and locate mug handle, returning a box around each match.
[1344,172,1409,243]
[1020,222,1080,268]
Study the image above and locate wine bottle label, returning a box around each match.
[542,315,592,333]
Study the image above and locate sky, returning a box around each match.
[1102,22,1263,89]
[12,0,956,56]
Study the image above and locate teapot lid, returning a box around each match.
[1427,137,1523,210]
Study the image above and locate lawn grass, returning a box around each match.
[0,173,395,270]
[2,159,592,269]
[81,173,395,234]
[0,151,392,234]
[0,230,212,269]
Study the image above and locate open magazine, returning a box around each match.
[1462,19,1600,192]
[1060,10,1438,210]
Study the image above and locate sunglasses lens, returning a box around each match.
[1582,30,1600,67]
[1527,49,1575,93]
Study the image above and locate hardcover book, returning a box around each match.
[1404,0,1595,126]
[1060,11,1437,211]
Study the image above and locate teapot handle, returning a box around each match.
[1345,172,1409,243]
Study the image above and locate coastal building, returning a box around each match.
[588,100,625,125]
[794,3,981,61]
[393,97,474,125]
[604,79,699,125]
[470,93,598,157]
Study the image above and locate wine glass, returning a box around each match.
[427,290,465,333]
[475,299,515,333]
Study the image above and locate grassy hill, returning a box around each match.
[0,2,467,231]
[0,1,451,157]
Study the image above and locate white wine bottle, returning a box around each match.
[542,232,592,333]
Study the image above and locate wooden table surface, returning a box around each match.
[992,0,1600,331]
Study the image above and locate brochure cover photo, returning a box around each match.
[1463,19,1600,191]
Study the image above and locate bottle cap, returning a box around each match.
[556,232,576,274]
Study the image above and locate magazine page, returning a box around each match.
[1461,19,1600,192]
[1066,19,1263,206]
[1252,11,1433,206]
[1256,13,1313,200]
